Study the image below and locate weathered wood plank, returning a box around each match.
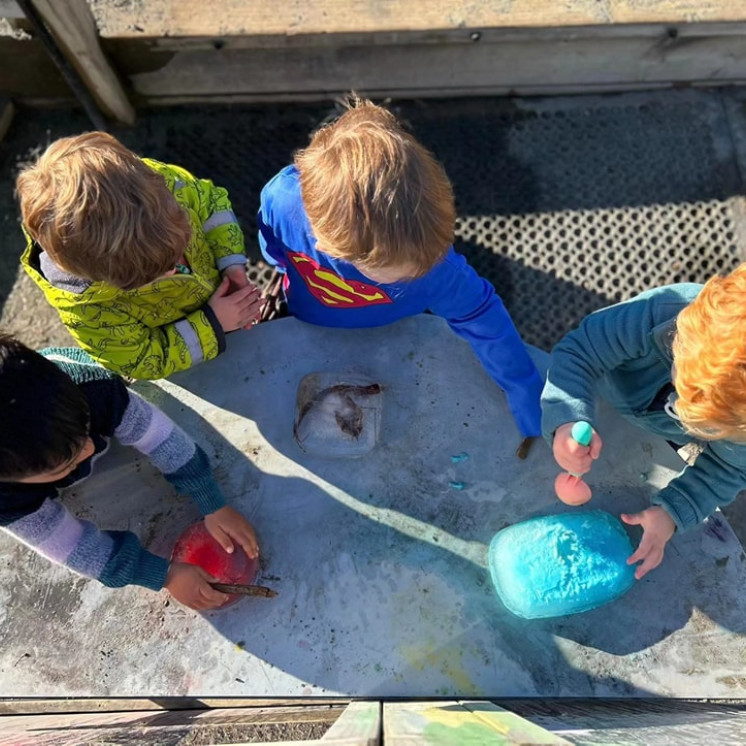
[0,697,346,715]
[320,701,381,744]
[0,697,347,715]
[495,699,746,746]
[130,33,746,101]
[90,0,746,39]
[383,701,570,745]
[29,0,134,124]
[0,98,14,144]
[0,705,344,746]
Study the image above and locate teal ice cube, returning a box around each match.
[488,510,636,619]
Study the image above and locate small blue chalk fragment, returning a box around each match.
[488,510,636,619]
[449,481,466,490]
[451,452,470,463]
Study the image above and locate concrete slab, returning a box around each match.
[1,315,745,698]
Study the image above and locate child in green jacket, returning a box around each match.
[17,132,262,380]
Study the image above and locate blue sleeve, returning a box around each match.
[653,441,746,531]
[540,295,659,443]
[428,251,542,437]
[257,171,296,273]
[257,210,288,273]
[540,286,694,443]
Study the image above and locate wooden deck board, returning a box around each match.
[88,0,746,40]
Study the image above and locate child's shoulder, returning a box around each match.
[141,158,197,192]
[635,282,703,305]
[261,166,308,227]
[38,347,121,385]
[262,165,301,203]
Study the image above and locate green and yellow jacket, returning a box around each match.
[21,159,247,380]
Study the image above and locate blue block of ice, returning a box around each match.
[488,510,636,619]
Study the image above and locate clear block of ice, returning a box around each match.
[294,372,383,457]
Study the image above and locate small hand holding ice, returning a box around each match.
[554,422,600,505]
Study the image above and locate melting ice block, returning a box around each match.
[172,521,259,608]
[294,372,382,457]
[488,510,636,619]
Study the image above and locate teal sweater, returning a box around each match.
[541,283,746,531]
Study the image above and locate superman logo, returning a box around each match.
[288,251,393,307]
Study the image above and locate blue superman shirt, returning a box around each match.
[258,165,542,437]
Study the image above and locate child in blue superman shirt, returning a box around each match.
[257,97,542,451]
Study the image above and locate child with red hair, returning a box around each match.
[542,265,746,579]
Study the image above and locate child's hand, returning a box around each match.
[164,561,229,610]
[621,507,676,580]
[204,505,260,560]
[208,276,263,331]
[222,264,250,292]
[552,422,602,475]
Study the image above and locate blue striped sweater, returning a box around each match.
[0,348,227,590]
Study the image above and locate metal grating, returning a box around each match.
[456,198,746,349]
[1,89,746,351]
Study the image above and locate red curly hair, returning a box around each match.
[673,263,746,441]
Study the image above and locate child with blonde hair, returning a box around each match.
[17,132,262,380]
[542,266,746,579]
[258,98,542,446]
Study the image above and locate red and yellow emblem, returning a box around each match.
[288,251,393,307]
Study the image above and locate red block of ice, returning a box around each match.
[171,521,258,607]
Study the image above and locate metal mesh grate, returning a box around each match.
[2,89,746,350]
[456,198,746,348]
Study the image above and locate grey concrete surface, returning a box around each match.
[1,317,745,698]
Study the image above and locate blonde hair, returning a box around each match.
[17,131,191,290]
[673,263,746,441]
[294,97,455,277]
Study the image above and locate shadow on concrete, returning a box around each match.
[144,381,664,697]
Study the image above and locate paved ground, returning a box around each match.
[1,88,746,543]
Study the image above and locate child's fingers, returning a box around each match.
[213,276,231,297]
[195,567,230,606]
[209,524,235,554]
[225,267,250,288]
[589,432,603,459]
[233,526,260,559]
[201,585,229,607]
[620,512,643,526]
[626,529,653,566]
[239,297,264,320]
[230,284,261,301]
[231,293,263,315]
[634,548,663,580]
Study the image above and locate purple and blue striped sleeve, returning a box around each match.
[114,390,227,516]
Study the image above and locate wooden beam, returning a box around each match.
[0,697,347,716]
[89,0,746,39]
[320,701,381,744]
[129,32,746,101]
[29,0,134,124]
[0,705,344,746]
[0,99,14,144]
[383,701,571,745]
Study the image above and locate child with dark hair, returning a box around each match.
[0,334,258,610]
